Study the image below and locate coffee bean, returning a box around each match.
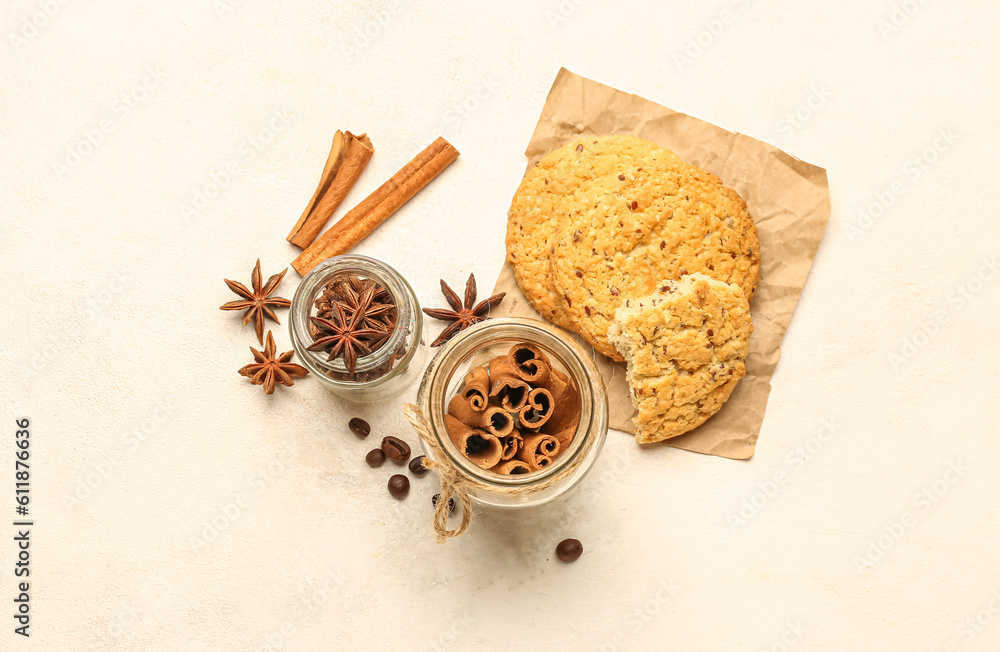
[381,436,411,464]
[349,417,371,439]
[387,474,409,499]
[432,493,456,516]
[556,538,583,562]
[408,455,428,477]
[365,449,385,468]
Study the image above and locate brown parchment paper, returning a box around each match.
[491,68,831,460]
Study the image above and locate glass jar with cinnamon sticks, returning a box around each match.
[415,318,608,509]
[290,255,424,401]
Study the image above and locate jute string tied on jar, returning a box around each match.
[403,402,593,543]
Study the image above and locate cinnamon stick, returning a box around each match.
[448,395,514,438]
[550,425,576,452]
[445,414,503,470]
[490,460,531,475]
[291,137,460,275]
[510,342,551,368]
[515,433,560,472]
[499,430,523,461]
[537,367,580,435]
[538,366,580,450]
[487,357,531,411]
[461,367,491,411]
[287,131,374,249]
[507,343,550,385]
[517,387,554,430]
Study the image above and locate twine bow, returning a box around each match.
[403,403,473,542]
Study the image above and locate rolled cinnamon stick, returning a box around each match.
[550,425,576,452]
[516,433,560,471]
[510,342,551,367]
[537,367,580,435]
[445,415,503,470]
[292,137,460,275]
[490,460,531,475]
[506,343,550,385]
[482,408,516,439]
[287,131,374,249]
[499,430,523,461]
[518,387,554,430]
[487,357,531,412]
[461,366,490,411]
[448,395,515,438]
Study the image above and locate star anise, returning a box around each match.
[238,330,309,394]
[334,282,396,331]
[307,302,389,373]
[221,260,291,344]
[342,274,392,304]
[422,274,506,346]
[315,275,396,330]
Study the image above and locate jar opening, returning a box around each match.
[418,318,608,496]
[290,255,422,391]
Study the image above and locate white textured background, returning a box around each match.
[1,1,999,650]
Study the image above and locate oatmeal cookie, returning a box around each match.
[506,135,681,327]
[550,160,759,359]
[607,274,753,443]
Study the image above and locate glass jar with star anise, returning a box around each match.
[290,255,425,401]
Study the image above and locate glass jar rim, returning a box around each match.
[418,317,607,488]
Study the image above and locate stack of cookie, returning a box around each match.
[506,135,760,443]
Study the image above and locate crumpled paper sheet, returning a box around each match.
[491,68,831,460]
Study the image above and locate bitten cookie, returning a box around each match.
[550,160,759,359]
[506,135,681,327]
[607,273,752,444]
